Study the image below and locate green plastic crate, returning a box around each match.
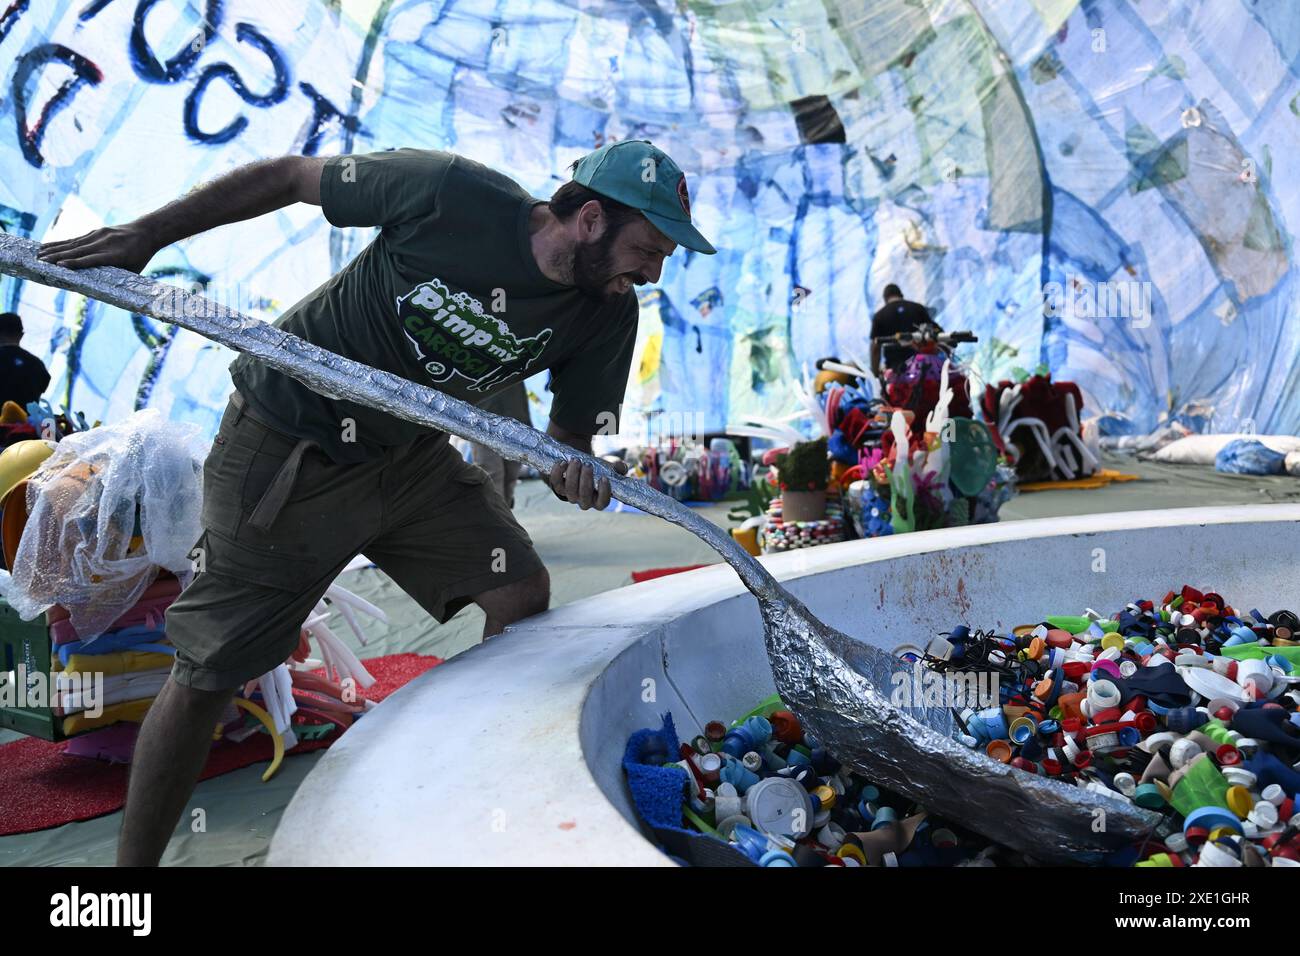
[0,598,67,741]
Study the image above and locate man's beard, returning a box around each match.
[571,229,625,302]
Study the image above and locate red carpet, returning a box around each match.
[630,564,709,583]
[0,653,441,837]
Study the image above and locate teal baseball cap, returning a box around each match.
[572,140,716,254]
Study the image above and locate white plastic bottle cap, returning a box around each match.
[1263,784,1286,806]
[816,821,847,850]
[1087,679,1122,710]
[1141,731,1177,752]
[1165,832,1189,853]
[744,777,814,839]
[1196,841,1242,868]
[1222,767,1257,789]
[1119,660,1138,677]
[1113,772,1137,797]
[1250,801,1279,828]
[1170,737,1201,769]
[742,751,763,772]
[882,852,899,867]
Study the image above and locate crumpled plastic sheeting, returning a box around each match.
[1215,439,1287,476]
[0,409,204,640]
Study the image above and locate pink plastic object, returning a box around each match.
[48,575,181,646]
[63,722,140,764]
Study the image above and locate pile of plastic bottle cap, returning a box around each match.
[761,497,846,553]
[920,585,1300,867]
[670,705,1003,866]
[671,585,1300,866]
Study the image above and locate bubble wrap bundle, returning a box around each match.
[0,408,204,640]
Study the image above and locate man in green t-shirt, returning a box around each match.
[39,139,715,866]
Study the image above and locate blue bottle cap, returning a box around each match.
[870,806,897,830]
[1182,806,1242,836]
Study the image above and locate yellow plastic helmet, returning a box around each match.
[0,439,55,510]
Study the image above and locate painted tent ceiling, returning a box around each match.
[1,0,1297,439]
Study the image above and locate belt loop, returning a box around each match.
[231,391,248,426]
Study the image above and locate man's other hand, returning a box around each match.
[548,456,629,511]
[38,224,157,273]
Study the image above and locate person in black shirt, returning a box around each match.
[869,284,941,377]
[0,312,50,409]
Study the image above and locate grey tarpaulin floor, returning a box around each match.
[2,451,1296,865]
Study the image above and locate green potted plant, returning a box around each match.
[776,437,829,521]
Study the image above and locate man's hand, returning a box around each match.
[38,223,158,273]
[548,456,629,511]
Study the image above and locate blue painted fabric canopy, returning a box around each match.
[2,0,1296,439]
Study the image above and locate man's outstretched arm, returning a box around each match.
[38,155,326,273]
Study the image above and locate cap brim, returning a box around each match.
[642,210,717,255]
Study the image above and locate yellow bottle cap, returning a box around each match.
[1226,785,1254,819]
[837,844,866,865]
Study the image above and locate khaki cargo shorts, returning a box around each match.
[166,393,544,691]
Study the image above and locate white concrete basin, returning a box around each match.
[268,504,1300,866]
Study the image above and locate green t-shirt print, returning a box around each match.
[398,278,553,393]
[229,148,639,463]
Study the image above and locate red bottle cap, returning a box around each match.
[1092,707,1124,725]
[768,710,803,744]
[1063,661,1091,681]
[1216,745,1241,766]
[1185,826,1210,845]
[1046,629,1074,649]
[1042,758,1063,775]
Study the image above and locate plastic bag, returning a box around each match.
[1214,438,1287,476]
[0,408,205,639]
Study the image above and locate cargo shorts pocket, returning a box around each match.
[194,527,326,594]
[200,431,258,539]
